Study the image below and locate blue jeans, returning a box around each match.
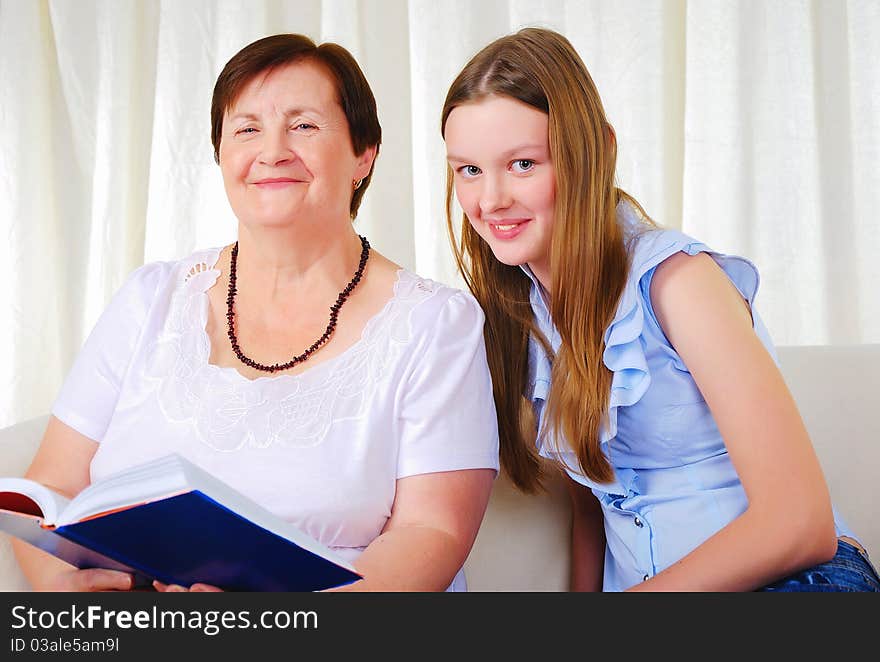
[759,540,880,592]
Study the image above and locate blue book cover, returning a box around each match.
[0,454,362,591]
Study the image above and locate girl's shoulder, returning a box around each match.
[616,204,760,311]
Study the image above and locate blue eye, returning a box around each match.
[511,159,534,173]
[458,165,481,178]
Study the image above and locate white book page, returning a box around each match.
[57,455,188,525]
[0,477,70,524]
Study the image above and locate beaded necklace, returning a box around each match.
[225,235,370,373]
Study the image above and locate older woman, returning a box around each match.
[13,34,498,591]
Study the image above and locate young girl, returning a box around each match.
[441,27,879,591]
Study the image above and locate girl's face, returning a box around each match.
[445,95,556,287]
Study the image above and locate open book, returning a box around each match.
[0,454,361,591]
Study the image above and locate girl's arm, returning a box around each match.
[331,468,495,591]
[628,252,837,592]
[567,475,605,591]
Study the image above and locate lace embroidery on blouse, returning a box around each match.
[143,248,441,451]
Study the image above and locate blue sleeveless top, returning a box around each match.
[523,202,854,591]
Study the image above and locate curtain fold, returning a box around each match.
[2,0,878,427]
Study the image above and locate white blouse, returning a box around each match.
[52,247,499,586]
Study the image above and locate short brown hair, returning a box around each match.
[211,33,381,218]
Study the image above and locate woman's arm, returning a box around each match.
[567,475,605,591]
[629,252,837,592]
[11,416,134,591]
[332,468,495,591]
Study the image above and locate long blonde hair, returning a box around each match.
[441,27,651,492]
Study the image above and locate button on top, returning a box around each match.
[633,516,643,528]
[642,574,649,582]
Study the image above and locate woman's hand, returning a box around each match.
[153,581,223,592]
[41,568,135,592]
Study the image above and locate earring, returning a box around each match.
[353,178,364,190]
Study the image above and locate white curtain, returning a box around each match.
[2,0,878,428]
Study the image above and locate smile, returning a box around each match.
[252,178,302,185]
[487,219,530,240]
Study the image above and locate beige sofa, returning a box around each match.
[1,344,877,591]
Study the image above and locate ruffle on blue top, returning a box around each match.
[599,205,761,450]
[525,202,763,494]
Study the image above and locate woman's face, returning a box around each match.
[219,60,375,230]
[444,95,556,284]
